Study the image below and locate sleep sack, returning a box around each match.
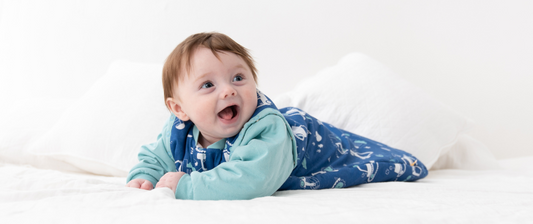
[127,90,428,200]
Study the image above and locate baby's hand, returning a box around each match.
[155,172,186,193]
[126,179,153,190]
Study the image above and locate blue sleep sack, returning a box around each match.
[170,91,428,190]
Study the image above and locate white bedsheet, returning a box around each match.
[1,157,532,223]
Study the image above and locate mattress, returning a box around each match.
[2,157,532,223]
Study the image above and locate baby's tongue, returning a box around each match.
[219,107,234,120]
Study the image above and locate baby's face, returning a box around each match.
[172,47,257,146]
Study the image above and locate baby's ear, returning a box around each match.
[166,98,190,121]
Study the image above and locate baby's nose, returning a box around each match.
[220,86,237,99]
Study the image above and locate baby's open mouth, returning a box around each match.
[218,105,238,120]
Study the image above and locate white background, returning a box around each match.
[0,0,531,159]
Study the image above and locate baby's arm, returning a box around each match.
[126,115,178,187]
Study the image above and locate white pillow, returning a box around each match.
[274,52,497,170]
[0,97,87,173]
[29,60,170,176]
[430,134,499,170]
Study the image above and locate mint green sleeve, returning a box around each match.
[174,112,296,200]
[126,115,177,187]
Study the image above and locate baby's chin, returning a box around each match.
[220,124,245,138]
[197,124,244,141]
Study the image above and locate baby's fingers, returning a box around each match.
[140,181,153,190]
[155,179,166,189]
[126,180,141,188]
[127,179,152,190]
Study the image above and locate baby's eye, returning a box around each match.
[201,82,214,89]
[233,75,244,82]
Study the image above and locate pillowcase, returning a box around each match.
[274,52,497,170]
[29,60,170,176]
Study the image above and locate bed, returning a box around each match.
[1,1,532,223]
[1,157,532,223]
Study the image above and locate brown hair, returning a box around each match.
[162,32,258,108]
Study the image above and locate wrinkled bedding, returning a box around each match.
[1,157,532,223]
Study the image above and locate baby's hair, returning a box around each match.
[162,32,258,109]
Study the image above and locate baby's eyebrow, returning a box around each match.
[232,64,248,71]
[193,72,210,83]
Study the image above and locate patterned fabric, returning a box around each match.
[170,90,428,190]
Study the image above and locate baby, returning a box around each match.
[126,32,428,200]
